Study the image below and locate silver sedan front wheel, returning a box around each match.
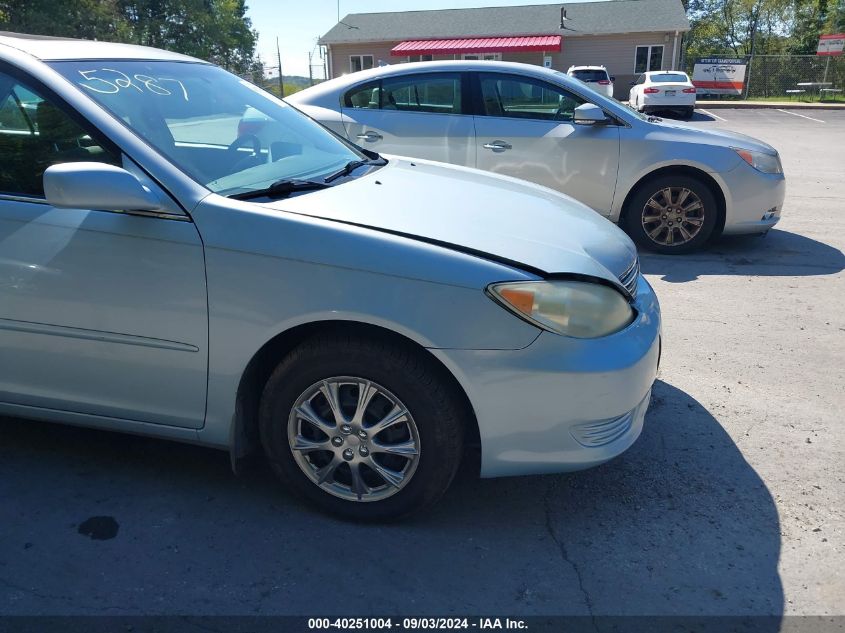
[288,377,421,502]
[641,186,705,247]
[625,174,718,254]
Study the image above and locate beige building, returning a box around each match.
[319,0,690,99]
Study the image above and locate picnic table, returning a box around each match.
[797,82,832,99]
[819,87,843,99]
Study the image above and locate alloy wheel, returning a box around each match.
[287,376,421,502]
[641,186,705,247]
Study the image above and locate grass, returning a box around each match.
[698,93,845,103]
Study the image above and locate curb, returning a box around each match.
[696,101,845,110]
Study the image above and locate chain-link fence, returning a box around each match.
[688,54,845,101]
[747,55,844,100]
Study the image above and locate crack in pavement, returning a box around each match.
[543,478,599,632]
[0,576,134,614]
[0,576,75,604]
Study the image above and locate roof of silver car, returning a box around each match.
[0,31,202,62]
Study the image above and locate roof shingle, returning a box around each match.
[320,0,690,45]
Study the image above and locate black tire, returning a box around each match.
[259,332,465,521]
[624,174,719,254]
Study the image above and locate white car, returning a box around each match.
[629,71,697,119]
[567,65,614,99]
[289,61,785,254]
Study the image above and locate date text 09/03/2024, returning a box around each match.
[308,618,528,630]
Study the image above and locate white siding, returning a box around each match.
[329,31,681,99]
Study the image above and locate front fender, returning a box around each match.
[611,140,739,221]
[190,195,542,449]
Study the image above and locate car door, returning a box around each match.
[472,72,620,215]
[339,72,475,167]
[0,69,208,429]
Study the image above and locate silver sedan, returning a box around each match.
[0,34,659,520]
[289,60,786,254]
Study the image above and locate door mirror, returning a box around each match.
[44,163,162,211]
[610,76,616,82]
[629,81,637,86]
[573,103,609,126]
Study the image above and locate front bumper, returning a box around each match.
[432,275,661,478]
[719,159,786,235]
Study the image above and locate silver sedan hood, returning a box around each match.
[272,157,638,283]
[648,119,778,155]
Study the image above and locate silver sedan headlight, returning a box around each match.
[487,280,635,338]
[734,148,782,174]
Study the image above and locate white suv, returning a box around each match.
[567,65,615,99]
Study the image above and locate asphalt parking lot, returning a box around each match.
[1,109,843,620]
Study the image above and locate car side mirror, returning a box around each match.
[629,81,637,86]
[44,163,162,211]
[610,76,616,82]
[573,103,609,126]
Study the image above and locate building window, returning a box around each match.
[350,55,374,73]
[408,55,433,62]
[462,53,502,61]
[635,45,664,73]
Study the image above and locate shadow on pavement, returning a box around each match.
[0,380,782,620]
[688,110,719,122]
[639,228,845,282]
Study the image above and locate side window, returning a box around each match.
[343,82,381,109]
[479,74,585,122]
[381,73,462,114]
[0,72,119,198]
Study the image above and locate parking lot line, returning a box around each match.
[775,108,826,123]
[698,108,727,121]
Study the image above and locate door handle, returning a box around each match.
[356,132,383,142]
[483,141,512,151]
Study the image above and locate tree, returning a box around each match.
[0,0,258,73]
[824,0,845,31]
[687,0,793,57]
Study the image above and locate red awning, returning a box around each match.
[391,35,562,57]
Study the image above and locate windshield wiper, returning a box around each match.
[228,179,331,201]
[324,157,386,184]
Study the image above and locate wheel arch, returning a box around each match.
[229,319,480,474]
[618,165,727,240]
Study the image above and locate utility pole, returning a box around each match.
[308,51,314,86]
[276,36,284,98]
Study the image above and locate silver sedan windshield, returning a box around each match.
[49,60,364,195]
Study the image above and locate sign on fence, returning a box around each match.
[817,34,845,56]
[692,58,747,95]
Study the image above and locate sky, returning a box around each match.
[246,0,578,79]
